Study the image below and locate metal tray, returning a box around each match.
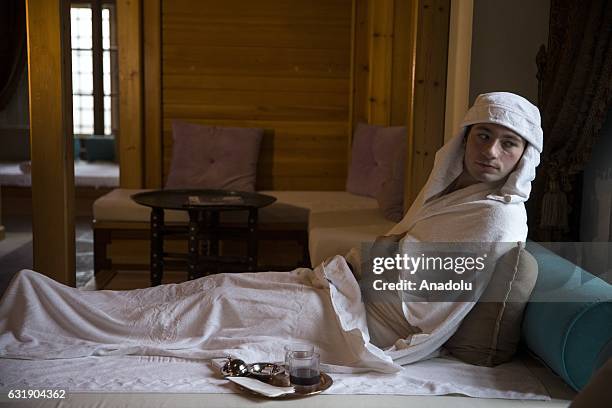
[232,372,333,399]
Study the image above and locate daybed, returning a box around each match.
[83,188,612,407]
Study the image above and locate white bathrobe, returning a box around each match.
[348,92,544,364]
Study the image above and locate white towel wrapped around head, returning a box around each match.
[388,91,543,237]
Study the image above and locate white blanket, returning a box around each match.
[0,259,394,373]
[0,259,552,400]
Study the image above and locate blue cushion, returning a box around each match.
[523,242,612,391]
[83,137,116,162]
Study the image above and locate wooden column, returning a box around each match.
[405,0,450,208]
[143,0,162,188]
[26,0,75,285]
[117,0,144,188]
[444,0,473,142]
[401,0,420,212]
[390,0,418,127]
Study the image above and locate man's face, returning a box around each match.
[463,123,526,183]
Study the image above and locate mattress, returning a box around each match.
[2,393,570,408]
[0,354,572,407]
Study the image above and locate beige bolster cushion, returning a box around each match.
[444,245,538,366]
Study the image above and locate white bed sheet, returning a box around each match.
[0,264,556,402]
[0,354,549,400]
[0,161,118,188]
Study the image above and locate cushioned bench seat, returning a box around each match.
[309,208,394,266]
[94,189,385,224]
[94,188,307,226]
[92,189,392,275]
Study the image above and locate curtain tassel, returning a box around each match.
[539,177,569,230]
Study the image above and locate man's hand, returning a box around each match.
[371,232,407,258]
[374,231,407,245]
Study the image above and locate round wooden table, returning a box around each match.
[132,189,276,286]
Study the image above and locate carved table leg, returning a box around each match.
[209,211,220,274]
[188,210,200,280]
[247,208,258,271]
[150,208,164,286]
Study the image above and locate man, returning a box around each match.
[349,92,544,361]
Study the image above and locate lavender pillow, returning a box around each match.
[165,121,263,191]
[346,123,381,197]
[346,123,406,221]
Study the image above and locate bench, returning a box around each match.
[93,189,394,277]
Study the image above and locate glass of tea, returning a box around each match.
[287,350,321,391]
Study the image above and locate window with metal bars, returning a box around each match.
[70,1,118,138]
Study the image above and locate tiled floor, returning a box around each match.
[0,215,94,295]
[75,227,94,287]
[0,231,31,258]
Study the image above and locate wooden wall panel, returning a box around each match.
[351,0,370,130]
[161,0,353,190]
[161,119,348,190]
[367,0,394,125]
[351,0,416,128]
[135,0,444,196]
